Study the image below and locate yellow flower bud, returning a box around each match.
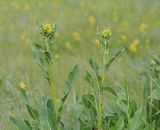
[19,82,27,90]
[101,27,111,39]
[42,23,52,34]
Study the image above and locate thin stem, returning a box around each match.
[124,79,130,123]
[97,40,108,130]
[98,95,102,130]
[48,64,58,116]
[149,70,153,123]
[48,64,61,130]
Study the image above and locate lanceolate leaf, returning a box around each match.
[26,104,39,121]
[31,43,49,80]
[59,65,79,113]
[105,44,126,71]
[9,117,31,130]
[39,97,57,130]
[89,58,99,72]
[89,58,103,87]
[128,108,146,130]
[100,86,117,96]
[85,71,94,88]
[110,117,124,130]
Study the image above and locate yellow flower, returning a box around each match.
[128,44,137,53]
[65,41,72,49]
[102,27,111,39]
[24,3,30,11]
[80,1,85,8]
[133,39,140,46]
[128,39,140,53]
[94,38,100,47]
[88,15,96,27]
[42,23,52,34]
[19,82,27,90]
[12,1,19,10]
[55,54,60,59]
[72,32,82,42]
[139,23,148,33]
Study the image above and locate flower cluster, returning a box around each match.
[41,23,52,37]
[128,39,140,53]
[101,27,111,39]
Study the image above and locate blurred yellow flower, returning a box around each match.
[88,15,96,27]
[24,3,30,11]
[72,32,82,42]
[19,82,27,90]
[128,39,140,53]
[42,23,52,34]
[94,38,100,47]
[139,23,148,33]
[12,1,19,10]
[102,27,111,39]
[55,54,60,59]
[65,41,72,49]
[80,1,85,8]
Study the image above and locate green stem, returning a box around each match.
[98,95,102,130]
[149,70,153,123]
[97,41,108,130]
[48,65,61,130]
[48,65,58,114]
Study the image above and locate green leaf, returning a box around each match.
[89,58,103,87]
[26,104,39,121]
[45,51,52,64]
[31,43,44,66]
[59,65,79,113]
[143,75,150,99]
[66,64,79,87]
[105,44,126,71]
[79,118,93,130]
[82,94,95,108]
[31,43,49,80]
[9,117,31,130]
[39,97,57,130]
[82,94,96,116]
[100,86,117,96]
[89,58,99,72]
[110,117,124,130]
[128,108,146,130]
[85,71,95,88]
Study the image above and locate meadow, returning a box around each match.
[0,0,160,129]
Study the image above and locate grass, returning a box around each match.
[0,0,160,129]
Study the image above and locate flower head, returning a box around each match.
[139,23,148,33]
[19,82,27,90]
[128,39,140,53]
[101,27,111,39]
[72,32,82,42]
[42,23,52,35]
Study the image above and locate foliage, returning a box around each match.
[9,23,160,130]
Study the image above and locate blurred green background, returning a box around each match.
[0,0,160,129]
